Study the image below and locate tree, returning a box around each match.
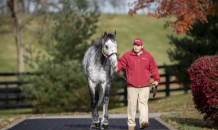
[22,0,100,113]
[38,0,99,63]
[167,16,218,86]
[0,0,58,72]
[128,0,218,34]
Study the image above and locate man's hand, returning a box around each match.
[114,67,118,72]
[152,81,159,86]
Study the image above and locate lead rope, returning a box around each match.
[117,72,137,87]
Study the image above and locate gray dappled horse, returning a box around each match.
[83,31,118,129]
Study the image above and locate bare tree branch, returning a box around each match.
[0,30,12,34]
[27,0,30,13]
[20,0,59,28]
[0,4,7,11]
[20,0,25,13]
[32,0,40,13]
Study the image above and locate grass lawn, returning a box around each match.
[0,108,32,115]
[0,115,29,129]
[161,113,218,130]
[108,92,195,113]
[0,14,183,72]
[109,93,218,130]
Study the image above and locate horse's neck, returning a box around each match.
[94,46,107,67]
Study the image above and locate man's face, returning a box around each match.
[133,44,143,53]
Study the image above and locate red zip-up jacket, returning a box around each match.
[118,49,160,87]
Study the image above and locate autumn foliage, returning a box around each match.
[187,56,218,125]
[129,0,218,34]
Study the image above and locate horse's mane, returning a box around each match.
[94,34,116,48]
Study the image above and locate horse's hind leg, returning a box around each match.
[101,83,111,129]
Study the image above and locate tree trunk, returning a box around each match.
[8,0,25,73]
[14,22,25,73]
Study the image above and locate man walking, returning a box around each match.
[114,38,160,130]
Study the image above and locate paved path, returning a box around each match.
[2,113,177,130]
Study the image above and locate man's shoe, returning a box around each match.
[128,126,135,130]
[140,122,150,129]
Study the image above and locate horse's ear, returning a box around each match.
[104,31,107,38]
[114,30,116,37]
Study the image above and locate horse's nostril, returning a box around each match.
[112,62,118,69]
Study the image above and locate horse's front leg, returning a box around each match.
[88,80,100,129]
[101,83,111,129]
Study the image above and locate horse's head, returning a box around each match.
[102,31,118,69]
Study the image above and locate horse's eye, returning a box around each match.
[105,45,108,49]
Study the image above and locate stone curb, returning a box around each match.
[155,117,178,130]
[0,119,26,130]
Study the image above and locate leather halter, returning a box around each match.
[102,39,117,59]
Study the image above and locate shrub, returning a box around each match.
[187,55,218,126]
[21,61,90,113]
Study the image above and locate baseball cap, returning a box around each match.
[133,38,143,45]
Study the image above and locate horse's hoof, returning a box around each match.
[95,122,100,128]
[90,125,96,130]
[102,123,109,129]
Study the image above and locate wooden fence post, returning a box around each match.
[17,82,21,104]
[165,66,170,97]
[5,83,9,106]
[184,84,189,94]
[124,86,127,106]
[0,73,33,109]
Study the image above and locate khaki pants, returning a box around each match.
[127,87,150,127]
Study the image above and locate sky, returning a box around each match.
[98,0,159,14]
[25,0,159,14]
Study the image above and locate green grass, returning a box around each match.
[161,113,218,130]
[109,93,218,129]
[0,14,183,72]
[94,14,183,65]
[0,115,30,129]
[0,108,32,115]
[1,93,194,115]
[108,92,195,113]
[0,91,193,116]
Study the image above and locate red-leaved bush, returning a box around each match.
[187,55,218,126]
